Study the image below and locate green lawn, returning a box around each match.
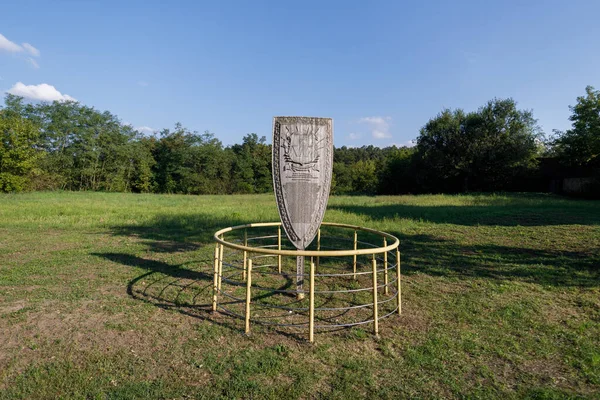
[0,192,599,399]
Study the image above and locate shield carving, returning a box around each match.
[272,116,333,251]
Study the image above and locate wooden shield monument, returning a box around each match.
[273,116,333,297]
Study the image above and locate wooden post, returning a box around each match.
[383,238,389,295]
[353,230,358,280]
[309,259,315,343]
[245,259,253,334]
[372,255,379,336]
[396,249,401,315]
[277,226,282,273]
[212,244,219,312]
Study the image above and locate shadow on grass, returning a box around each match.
[397,234,600,287]
[108,213,256,253]
[93,252,313,340]
[329,196,600,227]
[101,212,328,339]
[92,252,236,327]
[98,196,598,340]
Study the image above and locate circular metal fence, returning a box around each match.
[212,222,401,342]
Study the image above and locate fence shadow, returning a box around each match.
[92,252,237,327]
[93,251,316,341]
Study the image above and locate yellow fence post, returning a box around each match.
[212,244,219,312]
[243,250,247,282]
[309,259,315,343]
[243,230,248,281]
[218,238,224,291]
[383,238,388,295]
[353,230,358,280]
[278,226,282,273]
[316,228,321,273]
[396,248,401,315]
[245,258,253,335]
[372,254,379,336]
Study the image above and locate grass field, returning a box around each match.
[0,191,599,399]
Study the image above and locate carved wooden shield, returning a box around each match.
[273,116,333,250]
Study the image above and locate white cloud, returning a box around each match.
[0,34,41,68]
[7,82,76,102]
[135,126,155,134]
[0,33,22,53]
[359,116,392,139]
[391,140,416,148]
[372,130,390,139]
[347,132,361,140]
[22,43,40,57]
[27,57,40,69]
[0,35,40,57]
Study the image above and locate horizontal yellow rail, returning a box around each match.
[214,222,399,257]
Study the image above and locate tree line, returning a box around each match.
[1,87,598,195]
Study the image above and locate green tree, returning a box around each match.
[152,124,230,194]
[332,145,392,194]
[553,86,600,167]
[378,146,418,194]
[179,131,230,194]
[332,161,353,194]
[229,133,272,193]
[152,124,195,193]
[0,111,43,192]
[417,99,541,192]
[415,109,470,192]
[1,95,155,192]
[351,159,378,194]
[128,136,156,193]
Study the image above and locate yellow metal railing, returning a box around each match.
[212,222,401,343]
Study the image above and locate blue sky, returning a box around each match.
[1,0,600,147]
